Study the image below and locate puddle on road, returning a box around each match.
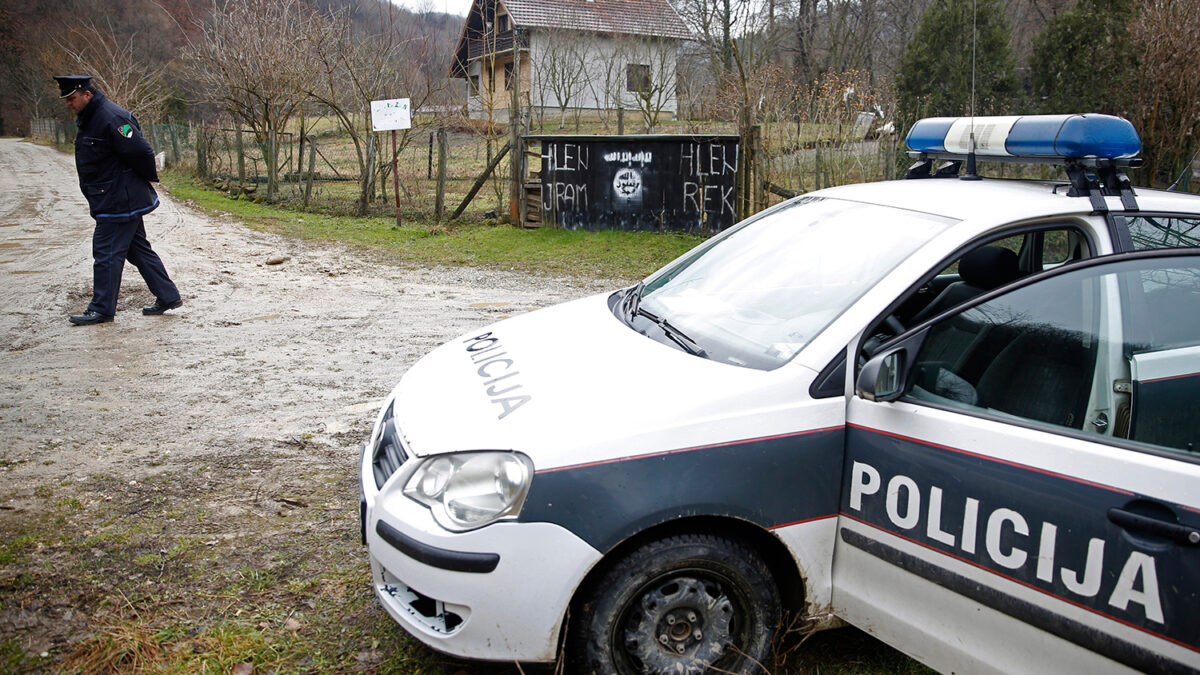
[0,243,21,248]
[0,223,19,228]
[11,270,48,274]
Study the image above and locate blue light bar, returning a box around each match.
[905,114,1141,160]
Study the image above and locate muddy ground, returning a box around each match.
[0,138,919,674]
[0,137,619,672]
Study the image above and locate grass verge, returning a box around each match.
[159,172,705,282]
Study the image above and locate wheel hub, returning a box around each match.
[623,576,735,675]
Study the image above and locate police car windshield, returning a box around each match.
[637,196,957,370]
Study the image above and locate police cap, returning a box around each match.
[53,75,93,98]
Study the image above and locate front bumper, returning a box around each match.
[360,444,602,662]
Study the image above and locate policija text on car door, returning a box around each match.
[839,250,1200,675]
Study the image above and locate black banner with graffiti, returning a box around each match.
[530,135,741,234]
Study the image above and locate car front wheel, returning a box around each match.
[569,533,780,675]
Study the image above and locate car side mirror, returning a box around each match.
[856,328,927,403]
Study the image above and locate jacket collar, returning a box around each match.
[76,90,107,128]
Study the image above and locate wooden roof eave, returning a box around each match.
[449,0,489,79]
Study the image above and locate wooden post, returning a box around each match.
[267,130,277,200]
[617,107,624,135]
[887,134,897,181]
[236,130,246,192]
[753,124,765,213]
[737,125,752,221]
[304,137,317,209]
[814,144,823,191]
[435,127,447,221]
[392,130,402,227]
[361,133,376,216]
[195,127,207,179]
[427,132,434,180]
[509,31,524,224]
[297,118,305,185]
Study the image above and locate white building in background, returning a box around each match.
[449,0,692,125]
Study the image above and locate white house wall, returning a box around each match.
[524,32,679,116]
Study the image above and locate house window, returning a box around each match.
[504,61,515,90]
[626,64,651,93]
[497,14,509,32]
[469,74,481,95]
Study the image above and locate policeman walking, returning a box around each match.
[55,75,182,326]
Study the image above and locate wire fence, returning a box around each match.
[29,112,907,225]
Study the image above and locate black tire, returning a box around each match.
[568,533,780,675]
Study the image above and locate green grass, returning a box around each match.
[160,171,704,281]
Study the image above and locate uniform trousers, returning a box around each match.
[88,214,180,317]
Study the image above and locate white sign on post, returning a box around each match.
[370,98,411,132]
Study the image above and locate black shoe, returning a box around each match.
[142,298,183,315]
[69,310,114,326]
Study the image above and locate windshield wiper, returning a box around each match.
[622,281,644,321]
[635,306,708,358]
[621,282,708,358]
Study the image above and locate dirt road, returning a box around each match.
[0,137,616,667]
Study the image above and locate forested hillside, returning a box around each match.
[0,0,462,134]
[2,0,1198,188]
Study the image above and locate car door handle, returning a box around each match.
[1108,507,1200,546]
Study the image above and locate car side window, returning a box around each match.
[904,254,1200,458]
[905,266,1101,432]
[1121,261,1200,454]
[1121,214,1200,250]
[864,225,1093,360]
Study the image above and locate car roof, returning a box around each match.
[811,177,1200,223]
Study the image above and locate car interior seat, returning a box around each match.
[973,327,1095,430]
[910,245,1022,326]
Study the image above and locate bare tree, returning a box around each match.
[1127,0,1200,187]
[9,56,59,126]
[307,5,444,215]
[56,18,170,121]
[673,40,714,127]
[673,0,783,138]
[1002,0,1073,67]
[182,0,318,200]
[673,0,776,81]
[530,28,588,129]
[615,35,681,133]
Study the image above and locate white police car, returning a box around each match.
[360,114,1200,674]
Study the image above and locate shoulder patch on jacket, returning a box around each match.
[118,124,134,139]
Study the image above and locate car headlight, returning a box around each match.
[403,451,534,531]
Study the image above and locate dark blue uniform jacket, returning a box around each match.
[74,91,159,220]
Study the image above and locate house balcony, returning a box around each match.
[467,29,528,60]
